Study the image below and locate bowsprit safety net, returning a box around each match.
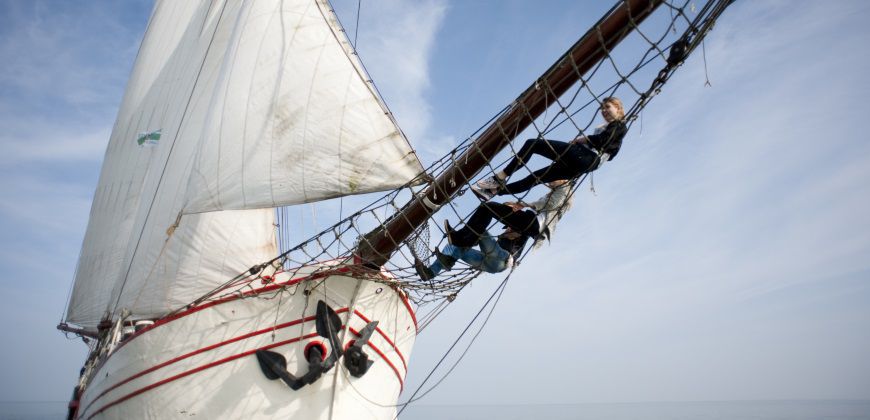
[182,0,733,332]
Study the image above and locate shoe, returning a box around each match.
[434,247,457,269]
[475,176,503,190]
[443,220,456,245]
[470,185,495,201]
[414,259,434,281]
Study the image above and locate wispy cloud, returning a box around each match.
[0,1,149,165]
[0,2,140,297]
[0,126,110,164]
[0,1,152,401]
[450,1,870,402]
[0,1,146,107]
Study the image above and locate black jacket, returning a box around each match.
[497,232,531,259]
[585,120,628,160]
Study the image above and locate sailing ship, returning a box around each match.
[58,0,733,418]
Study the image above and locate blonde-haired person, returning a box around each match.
[474,97,627,199]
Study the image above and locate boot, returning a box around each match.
[443,220,457,245]
[434,247,457,269]
[414,259,435,281]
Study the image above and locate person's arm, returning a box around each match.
[526,196,547,211]
[585,121,627,151]
[504,201,526,212]
[569,134,589,145]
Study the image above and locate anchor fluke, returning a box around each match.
[315,300,344,361]
[344,320,379,377]
[254,300,347,390]
[255,349,308,390]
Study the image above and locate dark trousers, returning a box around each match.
[452,202,540,247]
[499,139,599,195]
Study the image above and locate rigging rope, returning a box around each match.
[109,1,232,321]
[78,0,734,408]
[177,0,730,324]
[395,270,514,417]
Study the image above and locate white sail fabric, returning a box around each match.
[182,0,423,213]
[67,0,421,330]
[113,209,277,321]
[66,1,214,328]
[67,1,278,329]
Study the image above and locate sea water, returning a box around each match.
[400,400,870,420]
[0,401,67,420]
[2,399,868,419]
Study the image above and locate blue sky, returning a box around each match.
[1,0,869,409]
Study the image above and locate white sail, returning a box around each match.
[105,0,279,323]
[67,1,273,328]
[66,1,222,328]
[182,0,423,213]
[67,0,421,329]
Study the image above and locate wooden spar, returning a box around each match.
[58,323,99,339]
[356,0,664,267]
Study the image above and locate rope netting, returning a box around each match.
[185,0,731,331]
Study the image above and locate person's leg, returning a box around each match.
[467,203,538,236]
[457,247,485,270]
[450,203,510,247]
[482,254,510,273]
[428,244,462,275]
[494,209,540,238]
[499,164,575,195]
[478,235,511,273]
[451,203,538,246]
[426,260,442,276]
[502,139,574,177]
[477,235,498,255]
[498,146,598,195]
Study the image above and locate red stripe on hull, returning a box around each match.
[112,265,417,355]
[84,332,320,419]
[349,326,405,391]
[354,310,408,370]
[79,307,408,419]
[80,308,349,416]
[84,331,404,420]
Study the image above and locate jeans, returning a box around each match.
[499,139,599,195]
[429,235,511,275]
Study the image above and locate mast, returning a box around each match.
[357,0,664,267]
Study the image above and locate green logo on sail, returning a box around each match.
[136,129,161,146]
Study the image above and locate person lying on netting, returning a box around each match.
[473,97,627,200]
[414,226,528,281]
[416,179,573,281]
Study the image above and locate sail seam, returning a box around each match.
[109,0,231,320]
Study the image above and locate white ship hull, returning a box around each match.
[73,263,416,419]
